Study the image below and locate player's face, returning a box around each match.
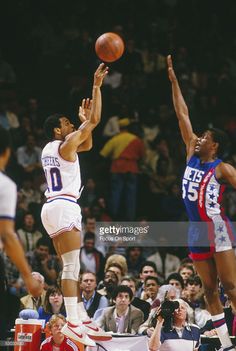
[59,117,75,138]
[194,131,216,156]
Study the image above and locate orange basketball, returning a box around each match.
[95,32,124,62]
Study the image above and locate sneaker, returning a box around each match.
[61,321,96,346]
[82,320,113,341]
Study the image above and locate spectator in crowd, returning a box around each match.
[16,133,42,175]
[105,262,124,284]
[80,272,109,318]
[166,272,185,296]
[80,178,98,209]
[157,284,180,303]
[26,237,61,286]
[2,252,27,297]
[100,118,145,220]
[38,286,66,323]
[20,271,46,310]
[147,299,200,351]
[143,276,160,305]
[147,246,181,281]
[126,247,145,278]
[17,176,42,211]
[184,275,203,304]
[97,269,119,304]
[136,261,158,298]
[80,232,105,282]
[17,212,43,252]
[83,216,96,234]
[140,284,181,337]
[104,254,128,282]
[97,285,144,334]
[0,99,19,130]
[40,314,79,351]
[178,263,195,285]
[121,275,150,321]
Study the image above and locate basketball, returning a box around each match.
[95,32,125,62]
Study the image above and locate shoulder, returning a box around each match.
[65,337,78,350]
[102,306,115,316]
[0,173,16,191]
[130,305,144,316]
[20,294,30,303]
[40,336,52,350]
[216,161,236,181]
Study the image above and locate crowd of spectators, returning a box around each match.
[1,0,236,350]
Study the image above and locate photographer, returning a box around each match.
[148,299,200,351]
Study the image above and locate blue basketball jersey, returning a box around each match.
[182,155,223,221]
[182,155,235,259]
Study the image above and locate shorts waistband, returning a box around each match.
[46,194,78,203]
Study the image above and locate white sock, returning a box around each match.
[212,313,233,349]
[77,301,89,321]
[64,297,80,325]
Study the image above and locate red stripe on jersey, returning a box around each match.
[197,169,215,247]
[189,249,214,261]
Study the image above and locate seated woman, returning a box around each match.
[38,286,66,323]
[40,314,79,351]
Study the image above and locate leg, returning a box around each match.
[53,229,81,299]
[53,229,98,346]
[194,258,235,350]
[194,258,222,315]
[214,249,236,310]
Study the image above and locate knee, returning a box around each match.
[203,285,219,301]
[222,282,236,300]
[61,249,80,281]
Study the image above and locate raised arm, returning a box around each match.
[167,55,197,157]
[60,63,108,157]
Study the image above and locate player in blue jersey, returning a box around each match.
[167,55,236,351]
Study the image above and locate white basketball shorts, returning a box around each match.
[41,196,82,238]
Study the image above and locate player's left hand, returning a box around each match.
[78,98,92,123]
[167,55,177,83]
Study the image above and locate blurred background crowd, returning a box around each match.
[1,0,236,346]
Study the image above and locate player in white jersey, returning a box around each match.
[41,63,112,346]
[0,126,40,299]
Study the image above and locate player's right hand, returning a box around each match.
[93,63,109,87]
[167,55,177,83]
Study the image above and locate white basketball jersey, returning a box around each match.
[41,140,82,199]
[0,172,17,219]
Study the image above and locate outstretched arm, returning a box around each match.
[0,220,41,297]
[61,63,108,157]
[167,55,197,157]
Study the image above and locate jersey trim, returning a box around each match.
[0,216,15,220]
[50,223,81,238]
